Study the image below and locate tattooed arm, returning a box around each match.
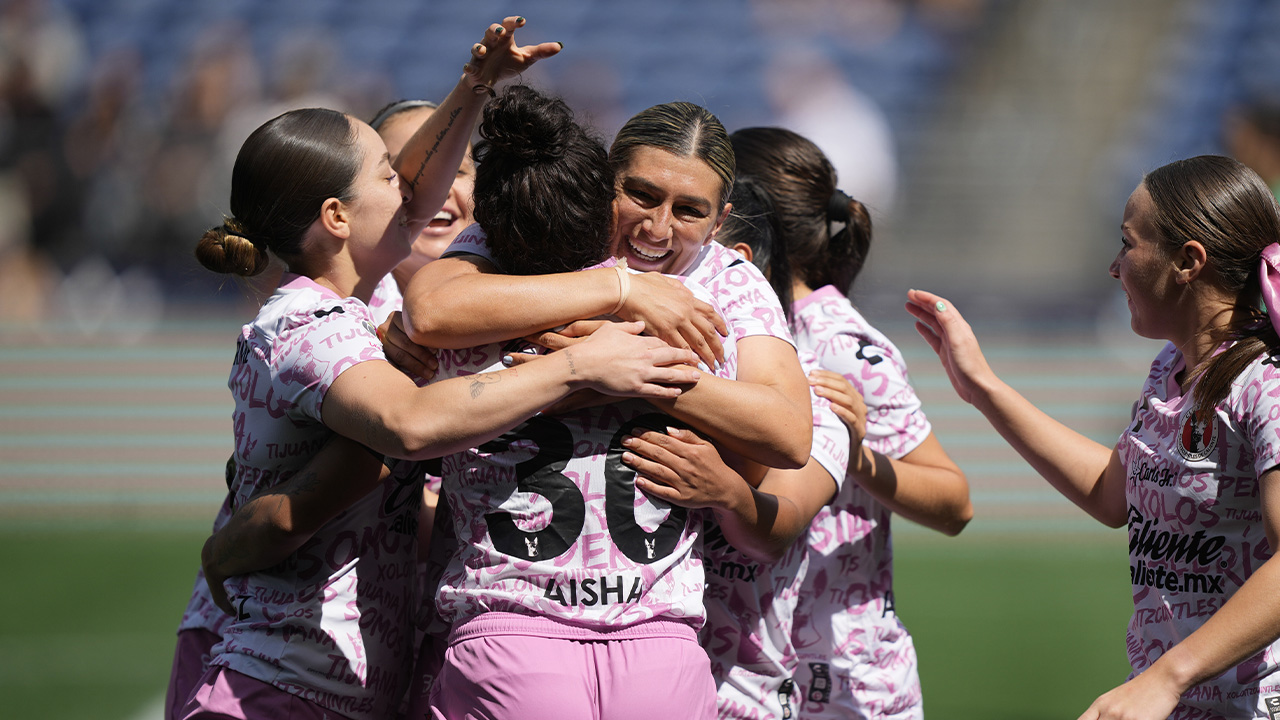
[202,436,388,614]
[321,322,700,461]
[396,17,559,231]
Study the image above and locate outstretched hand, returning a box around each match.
[465,17,562,94]
[905,289,996,406]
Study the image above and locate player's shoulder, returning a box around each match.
[249,276,377,352]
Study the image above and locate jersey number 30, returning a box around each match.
[481,413,688,565]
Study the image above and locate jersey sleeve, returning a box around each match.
[817,332,930,460]
[441,223,497,265]
[686,245,794,347]
[709,260,794,346]
[367,273,404,326]
[809,392,850,497]
[272,299,386,424]
[1238,355,1280,476]
[799,351,849,494]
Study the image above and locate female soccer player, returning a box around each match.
[731,126,973,719]
[177,20,702,720]
[394,101,814,473]
[163,95,471,720]
[409,83,726,720]
[910,155,1280,719]
[620,176,858,719]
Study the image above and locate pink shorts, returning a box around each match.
[165,628,221,720]
[427,615,716,720]
[179,666,347,720]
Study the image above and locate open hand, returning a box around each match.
[464,17,562,94]
[905,289,996,406]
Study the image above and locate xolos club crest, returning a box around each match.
[1177,408,1217,461]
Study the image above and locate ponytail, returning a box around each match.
[825,190,873,292]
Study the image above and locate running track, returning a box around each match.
[0,314,1161,534]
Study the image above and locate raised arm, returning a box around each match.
[1078,468,1280,720]
[810,369,972,536]
[396,17,561,230]
[401,256,727,367]
[323,321,700,460]
[621,427,838,564]
[202,437,388,613]
[907,288,1126,527]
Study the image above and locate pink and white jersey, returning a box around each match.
[1120,342,1280,718]
[789,285,931,719]
[210,274,421,720]
[429,263,738,635]
[683,242,795,348]
[443,227,795,350]
[702,350,849,720]
[367,273,403,326]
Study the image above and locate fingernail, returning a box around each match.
[517,16,525,24]
[690,371,701,380]
[556,41,564,49]
[935,301,947,312]
[501,354,514,367]
[666,426,680,435]
[495,26,505,34]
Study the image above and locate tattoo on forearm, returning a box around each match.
[469,373,500,399]
[408,106,463,190]
[565,348,577,376]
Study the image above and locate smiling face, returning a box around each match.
[609,146,730,276]
[1111,183,1179,340]
[377,106,476,277]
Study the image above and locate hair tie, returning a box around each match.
[219,220,268,252]
[1259,243,1280,337]
[828,189,852,223]
[221,222,248,240]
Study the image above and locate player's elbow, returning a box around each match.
[937,500,974,537]
[370,405,438,460]
[762,412,813,470]
[401,298,455,348]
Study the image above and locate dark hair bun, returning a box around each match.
[476,85,576,165]
[195,218,270,277]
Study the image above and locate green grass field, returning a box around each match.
[0,525,1133,720]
